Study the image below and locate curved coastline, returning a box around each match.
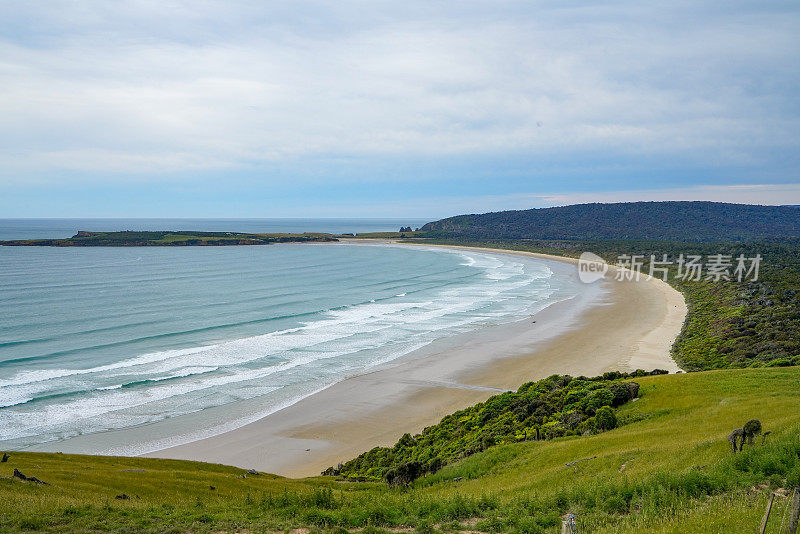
[141,244,685,477]
[407,243,686,380]
[23,244,687,477]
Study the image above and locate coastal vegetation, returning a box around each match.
[4,203,800,532]
[419,201,800,241]
[0,230,432,246]
[324,371,665,484]
[0,231,339,246]
[2,367,800,533]
[413,237,800,371]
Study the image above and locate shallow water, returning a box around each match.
[0,240,579,451]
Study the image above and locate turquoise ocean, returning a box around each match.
[0,219,580,452]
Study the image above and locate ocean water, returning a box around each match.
[0,221,580,453]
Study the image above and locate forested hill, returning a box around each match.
[420,201,800,241]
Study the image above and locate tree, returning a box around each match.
[728,428,744,453]
[384,461,424,486]
[595,406,617,430]
[728,419,762,453]
[742,419,762,447]
[583,389,614,415]
[609,383,632,406]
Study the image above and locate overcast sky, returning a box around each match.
[1,1,798,217]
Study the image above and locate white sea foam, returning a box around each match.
[0,244,573,448]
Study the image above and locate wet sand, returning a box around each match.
[144,245,686,477]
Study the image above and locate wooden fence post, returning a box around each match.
[788,487,800,534]
[759,493,774,534]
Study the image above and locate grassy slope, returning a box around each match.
[3,368,800,533]
[328,373,659,482]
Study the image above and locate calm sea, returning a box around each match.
[0,219,579,452]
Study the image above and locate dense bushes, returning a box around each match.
[324,371,664,484]
[595,406,617,431]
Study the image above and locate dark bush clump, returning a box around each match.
[595,406,618,430]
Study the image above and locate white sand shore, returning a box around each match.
[141,245,686,477]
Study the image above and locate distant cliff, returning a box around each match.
[420,201,800,241]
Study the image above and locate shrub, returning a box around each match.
[583,389,614,415]
[765,357,793,367]
[609,383,632,406]
[385,461,424,486]
[743,419,763,446]
[595,406,617,430]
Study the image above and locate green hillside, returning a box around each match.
[4,232,800,532]
[326,371,665,484]
[3,368,800,533]
[419,202,800,241]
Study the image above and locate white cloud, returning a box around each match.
[0,1,798,183]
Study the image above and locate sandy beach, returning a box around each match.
[139,244,686,477]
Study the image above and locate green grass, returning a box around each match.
[3,367,800,533]
[328,372,657,484]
